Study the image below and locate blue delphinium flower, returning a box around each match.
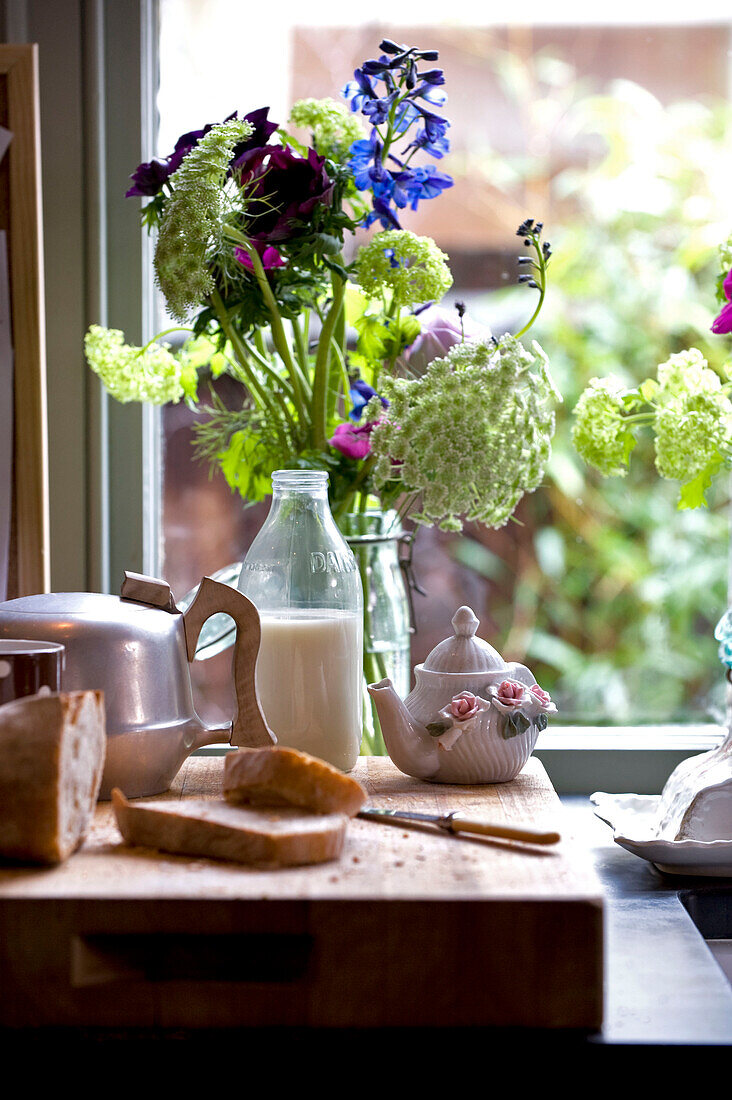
[349,379,389,421]
[343,41,453,230]
[401,165,453,210]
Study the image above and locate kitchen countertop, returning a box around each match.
[1,771,731,1051]
[561,795,732,1048]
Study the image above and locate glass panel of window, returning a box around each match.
[153,3,732,729]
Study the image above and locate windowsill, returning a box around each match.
[196,723,728,796]
[534,723,726,794]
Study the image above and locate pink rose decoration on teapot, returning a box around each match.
[450,690,481,721]
[488,678,556,718]
[495,679,527,707]
[529,684,553,709]
[436,689,489,751]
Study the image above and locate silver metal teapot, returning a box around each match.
[0,571,276,799]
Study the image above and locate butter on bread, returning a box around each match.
[223,745,367,817]
[0,690,106,864]
[111,788,347,866]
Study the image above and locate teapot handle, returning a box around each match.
[182,576,276,748]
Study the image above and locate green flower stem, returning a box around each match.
[346,525,388,756]
[138,326,194,354]
[360,645,389,756]
[209,288,294,441]
[223,231,311,428]
[290,315,311,377]
[234,336,299,438]
[311,263,346,449]
[328,333,351,421]
[515,230,549,340]
[237,332,296,402]
[332,455,376,523]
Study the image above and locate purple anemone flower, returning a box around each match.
[125,157,175,198]
[240,145,335,243]
[125,107,278,199]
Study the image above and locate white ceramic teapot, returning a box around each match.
[368,606,556,784]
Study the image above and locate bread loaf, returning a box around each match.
[223,745,367,817]
[0,690,106,864]
[112,788,348,866]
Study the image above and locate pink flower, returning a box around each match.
[449,691,481,722]
[530,684,552,708]
[329,421,375,460]
[712,269,732,335]
[496,679,527,707]
[235,243,285,271]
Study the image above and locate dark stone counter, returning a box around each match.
[562,796,732,1046]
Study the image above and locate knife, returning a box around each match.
[357,807,561,845]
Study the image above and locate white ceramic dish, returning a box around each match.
[590,791,732,877]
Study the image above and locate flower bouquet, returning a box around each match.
[84,39,560,751]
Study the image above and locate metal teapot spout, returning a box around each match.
[368,678,440,780]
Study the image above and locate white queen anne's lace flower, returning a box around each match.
[368,334,559,531]
[153,117,254,322]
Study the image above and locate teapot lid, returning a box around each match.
[422,606,506,673]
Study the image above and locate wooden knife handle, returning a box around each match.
[448,813,561,845]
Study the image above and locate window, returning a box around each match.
[9,1,729,791]
[154,3,732,748]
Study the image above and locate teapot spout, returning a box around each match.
[368,678,440,780]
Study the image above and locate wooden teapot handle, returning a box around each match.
[182,577,276,748]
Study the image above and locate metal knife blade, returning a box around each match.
[357,807,561,845]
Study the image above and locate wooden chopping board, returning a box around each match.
[0,754,604,1032]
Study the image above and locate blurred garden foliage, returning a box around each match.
[449,50,732,725]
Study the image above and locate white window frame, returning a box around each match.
[6,0,727,794]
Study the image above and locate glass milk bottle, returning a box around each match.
[237,470,363,771]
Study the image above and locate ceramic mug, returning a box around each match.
[0,639,65,706]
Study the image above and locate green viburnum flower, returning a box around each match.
[654,389,732,482]
[84,325,198,405]
[288,98,365,162]
[655,348,722,398]
[368,335,559,531]
[652,348,732,483]
[153,117,253,323]
[571,376,635,477]
[355,230,453,307]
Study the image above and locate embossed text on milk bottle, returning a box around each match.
[237,470,363,771]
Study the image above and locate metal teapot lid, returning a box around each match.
[422,606,506,674]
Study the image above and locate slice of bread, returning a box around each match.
[223,746,367,817]
[112,789,348,867]
[0,690,106,864]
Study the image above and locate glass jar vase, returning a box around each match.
[341,510,413,755]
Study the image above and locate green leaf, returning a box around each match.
[314,233,342,255]
[399,314,422,345]
[535,713,549,732]
[218,430,271,502]
[677,456,724,510]
[638,378,659,402]
[621,428,637,466]
[354,314,390,361]
[507,710,531,737]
